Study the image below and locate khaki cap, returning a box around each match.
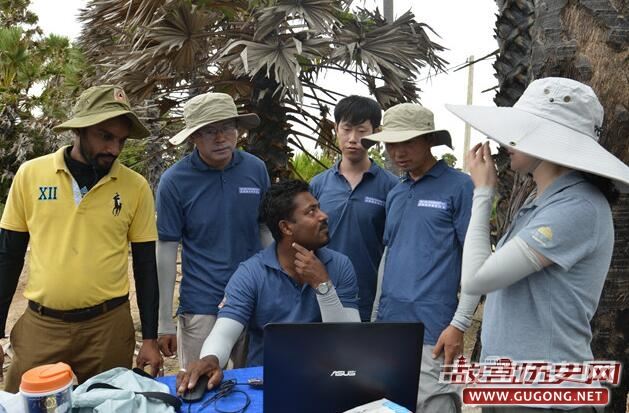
[53,85,149,139]
[169,92,260,145]
[362,103,452,149]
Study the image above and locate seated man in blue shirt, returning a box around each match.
[310,96,398,321]
[176,180,360,393]
[363,104,479,413]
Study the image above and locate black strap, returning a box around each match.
[86,371,182,412]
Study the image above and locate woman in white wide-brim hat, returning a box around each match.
[447,77,629,413]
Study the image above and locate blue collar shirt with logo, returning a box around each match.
[310,160,398,320]
[482,172,613,363]
[218,243,359,366]
[377,160,473,345]
[156,149,270,315]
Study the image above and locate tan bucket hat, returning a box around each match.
[53,85,149,139]
[361,103,452,149]
[169,92,260,145]
[446,77,629,192]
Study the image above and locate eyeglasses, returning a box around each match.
[197,121,237,139]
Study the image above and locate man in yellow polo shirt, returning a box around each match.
[0,85,162,392]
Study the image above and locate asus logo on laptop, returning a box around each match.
[330,370,356,377]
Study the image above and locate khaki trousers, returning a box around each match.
[417,344,462,413]
[5,301,135,393]
[176,314,248,370]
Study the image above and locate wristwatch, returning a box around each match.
[314,281,331,295]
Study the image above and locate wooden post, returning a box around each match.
[463,55,474,172]
[383,0,394,23]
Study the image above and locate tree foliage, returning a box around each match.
[77,0,447,184]
[290,151,334,182]
[0,0,90,203]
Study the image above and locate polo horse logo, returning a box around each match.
[112,192,122,216]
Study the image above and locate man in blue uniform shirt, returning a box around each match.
[363,104,479,413]
[310,96,398,321]
[156,92,271,369]
[176,180,360,393]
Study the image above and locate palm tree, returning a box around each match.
[76,0,447,185]
[490,1,628,411]
[0,0,88,203]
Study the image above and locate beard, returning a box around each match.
[79,134,116,174]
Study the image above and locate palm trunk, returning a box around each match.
[245,74,292,182]
[529,3,628,411]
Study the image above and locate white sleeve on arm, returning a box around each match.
[461,187,543,295]
[450,292,481,332]
[317,284,361,322]
[199,317,245,368]
[156,240,179,336]
[370,246,387,322]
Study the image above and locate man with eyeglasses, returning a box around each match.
[156,92,271,370]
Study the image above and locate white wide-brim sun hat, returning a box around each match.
[446,77,629,192]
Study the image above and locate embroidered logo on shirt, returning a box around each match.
[364,196,385,206]
[239,187,261,195]
[38,186,58,201]
[532,226,553,247]
[417,199,448,210]
[112,192,123,216]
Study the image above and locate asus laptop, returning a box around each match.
[263,322,424,413]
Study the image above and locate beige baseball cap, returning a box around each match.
[361,103,452,149]
[169,92,260,145]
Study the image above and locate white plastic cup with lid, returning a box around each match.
[20,362,73,413]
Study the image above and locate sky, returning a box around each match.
[29,0,499,166]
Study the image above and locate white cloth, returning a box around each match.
[200,317,244,368]
[371,246,387,322]
[316,284,361,322]
[156,240,178,336]
[72,368,175,413]
[461,187,543,295]
[177,313,217,369]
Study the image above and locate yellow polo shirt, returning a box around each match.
[0,146,157,310]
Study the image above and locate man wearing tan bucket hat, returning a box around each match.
[156,92,270,370]
[363,104,479,413]
[0,85,162,391]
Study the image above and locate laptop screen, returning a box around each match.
[263,322,424,413]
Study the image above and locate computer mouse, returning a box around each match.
[181,375,209,402]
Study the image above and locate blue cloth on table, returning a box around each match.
[157,367,263,413]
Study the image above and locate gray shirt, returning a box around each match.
[482,172,613,363]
